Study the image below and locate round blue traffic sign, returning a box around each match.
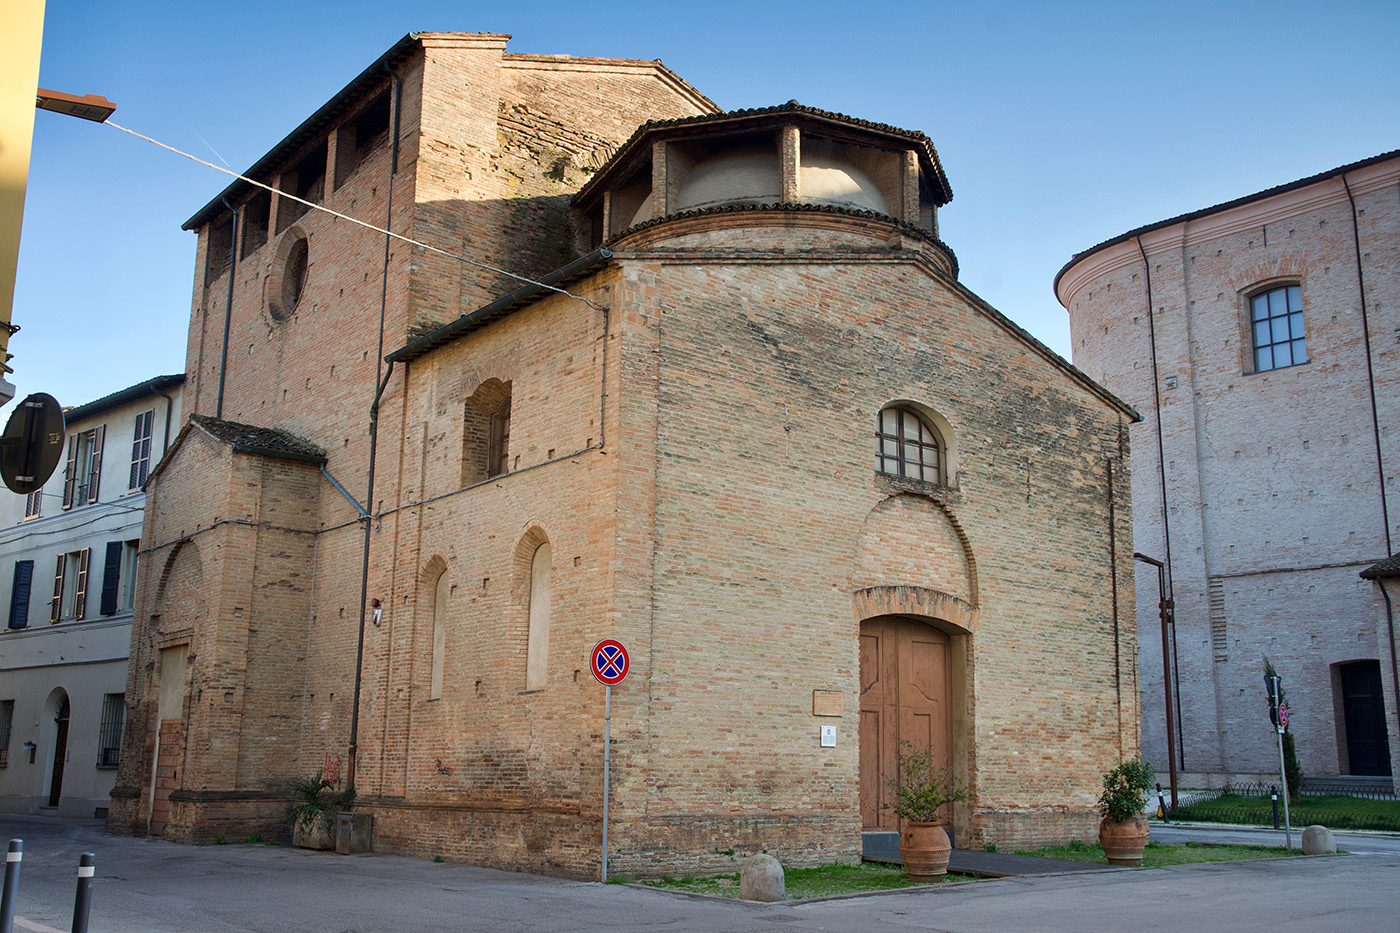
[591,639,629,686]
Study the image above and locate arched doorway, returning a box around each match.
[859,616,951,830]
[48,692,70,807]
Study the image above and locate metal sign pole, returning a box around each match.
[1276,727,1292,850]
[602,683,611,882]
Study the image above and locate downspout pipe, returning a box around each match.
[346,359,395,794]
[1341,173,1391,555]
[1108,456,1123,755]
[1137,235,1185,771]
[153,388,175,456]
[346,66,401,796]
[216,198,239,419]
[1381,581,1400,762]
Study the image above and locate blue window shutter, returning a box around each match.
[100,542,122,616]
[8,560,33,628]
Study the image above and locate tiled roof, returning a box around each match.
[63,374,185,424]
[1360,553,1400,580]
[190,415,326,463]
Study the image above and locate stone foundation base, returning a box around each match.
[968,808,1101,850]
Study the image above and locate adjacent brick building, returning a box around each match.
[1058,151,1400,788]
[109,32,1139,875]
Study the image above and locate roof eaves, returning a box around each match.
[1360,553,1400,580]
[183,33,422,231]
[385,249,614,364]
[1055,148,1400,298]
[189,415,327,464]
[63,374,185,425]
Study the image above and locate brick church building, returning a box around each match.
[109,33,1139,876]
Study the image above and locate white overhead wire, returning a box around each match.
[105,120,606,311]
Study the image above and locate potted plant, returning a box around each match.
[1096,757,1154,866]
[885,742,970,879]
[290,771,346,850]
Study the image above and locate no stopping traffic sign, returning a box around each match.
[591,639,629,686]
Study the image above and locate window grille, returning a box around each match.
[98,693,125,768]
[0,699,13,767]
[1251,285,1306,372]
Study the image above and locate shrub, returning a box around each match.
[1097,757,1154,822]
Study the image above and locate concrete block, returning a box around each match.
[1301,825,1336,855]
[336,812,373,854]
[739,854,785,902]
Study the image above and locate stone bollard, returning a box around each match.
[739,853,785,902]
[1300,825,1336,855]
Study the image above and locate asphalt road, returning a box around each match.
[1,815,1397,932]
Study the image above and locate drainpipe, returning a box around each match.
[346,359,395,794]
[152,386,175,466]
[1108,456,1123,753]
[1136,235,1185,771]
[1380,581,1400,764]
[1341,173,1391,555]
[345,67,402,796]
[216,199,239,419]
[1135,553,1178,809]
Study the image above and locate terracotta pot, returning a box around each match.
[1098,816,1148,866]
[899,821,952,879]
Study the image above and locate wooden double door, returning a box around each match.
[859,616,952,829]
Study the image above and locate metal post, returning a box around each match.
[1156,784,1169,823]
[1135,554,1178,808]
[1275,733,1293,850]
[602,684,612,883]
[71,852,94,933]
[1,840,21,933]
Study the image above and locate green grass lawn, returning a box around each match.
[625,838,1311,898]
[1171,793,1400,831]
[1016,839,1307,867]
[632,861,979,898]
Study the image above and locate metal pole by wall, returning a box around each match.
[1135,553,1178,809]
[1,839,21,933]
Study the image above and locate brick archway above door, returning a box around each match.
[852,585,978,635]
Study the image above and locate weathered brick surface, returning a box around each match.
[1061,154,1400,783]
[115,33,1136,875]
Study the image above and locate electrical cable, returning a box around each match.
[104,121,607,312]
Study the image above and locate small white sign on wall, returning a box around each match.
[820,725,837,748]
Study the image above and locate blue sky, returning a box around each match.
[12,0,1399,413]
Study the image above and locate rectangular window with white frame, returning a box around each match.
[121,540,139,612]
[129,410,154,490]
[24,490,41,520]
[62,426,104,508]
[98,540,140,616]
[50,548,91,622]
